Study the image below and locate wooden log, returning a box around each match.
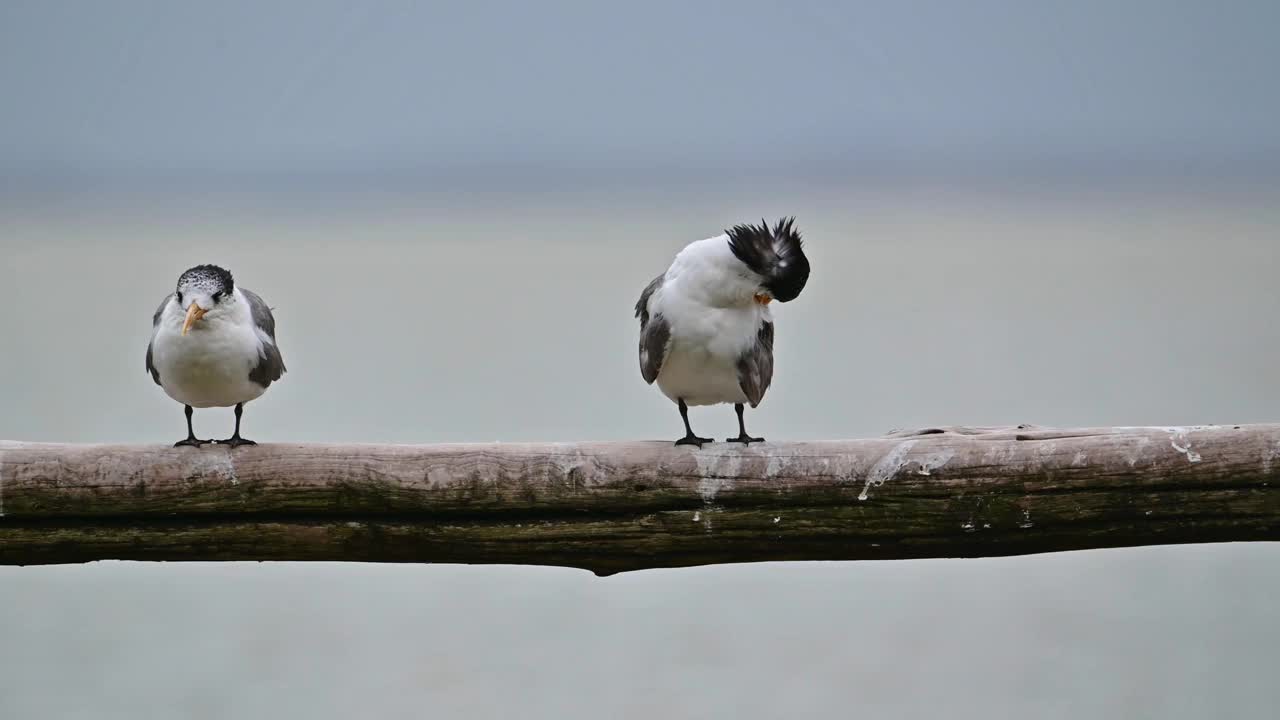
[2,424,1278,575]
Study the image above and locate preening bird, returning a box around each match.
[635,217,810,447]
[145,265,286,447]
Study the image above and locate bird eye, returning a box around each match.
[176,291,184,304]
[212,291,224,302]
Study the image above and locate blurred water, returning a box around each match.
[2,184,1279,718]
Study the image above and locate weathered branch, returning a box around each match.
[2,424,1278,575]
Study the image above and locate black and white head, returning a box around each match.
[175,264,236,335]
[727,217,810,305]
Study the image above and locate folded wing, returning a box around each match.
[243,288,287,389]
[144,294,172,386]
[635,274,670,384]
[736,320,774,407]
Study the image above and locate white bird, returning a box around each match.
[635,218,810,447]
[145,265,286,447]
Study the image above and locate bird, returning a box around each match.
[635,217,810,447]
[145,264,286,448]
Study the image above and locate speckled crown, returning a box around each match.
[177,264,234,294]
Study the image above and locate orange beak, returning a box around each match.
[181,304,208,335]
[754,293,773,305]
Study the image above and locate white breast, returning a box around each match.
[150,294,268,408]
[649,236,771,406]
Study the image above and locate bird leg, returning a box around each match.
[216,403,258,447]
[675,399,713,447]
[726,403,765,444]
[173,405,212,448]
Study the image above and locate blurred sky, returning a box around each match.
[1,0,1278,188]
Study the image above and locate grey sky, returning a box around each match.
[2,0,1278,184]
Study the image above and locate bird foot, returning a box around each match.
[215,437,257,448]
[173,437,212,448]
[675,435,714,448]
[726,434,765,445]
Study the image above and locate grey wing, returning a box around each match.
[635,274,670,384]
[144,294,171,386]
[242,288,287,388]
[736,320,774,407]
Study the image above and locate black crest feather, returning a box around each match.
[726,216,809,302]
[177,264,235,294]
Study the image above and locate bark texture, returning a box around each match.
[1,424,1277,574]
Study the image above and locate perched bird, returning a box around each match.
[145,265,286,447]
[635,217,810,447]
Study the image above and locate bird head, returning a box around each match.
[727,217,810,304]
[175,264,235,335]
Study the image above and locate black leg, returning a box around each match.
[173,405,210,448]
[217,403,258,447]
[726,403,765,445]
[674,399,713,448]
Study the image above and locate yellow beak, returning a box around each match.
[181,304,208,335]
[754,293,773,305]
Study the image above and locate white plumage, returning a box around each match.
[645,237,771,407]
[146,264,285,447]
[149,287,273,408]
[636,218,809,446]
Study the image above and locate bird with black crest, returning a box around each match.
[635,218,810,447]
[145,264,286,447]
